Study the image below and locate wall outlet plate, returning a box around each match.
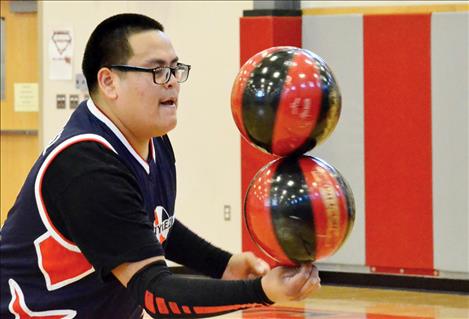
[224,205,231,221]
[56,94,66,109]
[69,94,79,109]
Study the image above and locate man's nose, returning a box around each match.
[164,70,178,88]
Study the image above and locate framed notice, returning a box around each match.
[14,83,38,112]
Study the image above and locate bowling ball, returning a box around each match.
[244,155,355,265]
[231,46,341,156]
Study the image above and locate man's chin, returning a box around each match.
[153,122,177,137]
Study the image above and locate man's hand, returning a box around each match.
[221,252,271,280]
[261,263,321,302]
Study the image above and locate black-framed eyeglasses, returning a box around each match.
[106,63,191,85]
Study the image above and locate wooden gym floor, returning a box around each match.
[217,285,469,319]
[143,285,469,318]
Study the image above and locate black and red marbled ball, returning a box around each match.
[231,46,341,156]
[244,156,355,265]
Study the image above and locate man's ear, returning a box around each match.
[97,67,118,99]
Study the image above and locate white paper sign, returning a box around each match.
[14,83,38,112]
[49,28,73,80]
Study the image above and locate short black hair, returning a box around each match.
[82,13,164,94]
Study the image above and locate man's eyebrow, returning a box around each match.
[146,57,179,66]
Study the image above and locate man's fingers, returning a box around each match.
[261,263,321,303]
[284,264,321,300]
[295,264,321,300]
[245,253,270,276]
[284,264,312,298]
[255,258,270,275]
[296,277,321,300]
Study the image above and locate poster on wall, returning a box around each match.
[49,28,73,80]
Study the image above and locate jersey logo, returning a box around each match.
[34,232,94,291]
[8,279,77,318]
[153,206,174,244]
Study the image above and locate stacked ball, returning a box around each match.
[231,46,341,156]
[231,46,355,265]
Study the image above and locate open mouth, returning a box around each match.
[160,98,176,107]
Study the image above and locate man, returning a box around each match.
[0,13,320,318]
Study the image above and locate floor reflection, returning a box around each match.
[215,285,469,319]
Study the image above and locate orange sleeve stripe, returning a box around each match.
[149,295,261,316]
[156,297,169,315]
[193,303,262,314]
[144,291,156,314]
[168,301,181,314]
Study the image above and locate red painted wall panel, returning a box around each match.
[364,14,433,271]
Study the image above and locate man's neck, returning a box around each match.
[91,95,150,160]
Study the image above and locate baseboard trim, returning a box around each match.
[318,271,468,294]
[169,266,469,294]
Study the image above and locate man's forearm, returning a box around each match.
[128,260,272,318]
[164,220,232,278]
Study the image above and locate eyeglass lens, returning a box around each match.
[154,65,189,84]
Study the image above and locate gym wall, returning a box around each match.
[237,2,468,281]
[301,4,468,278]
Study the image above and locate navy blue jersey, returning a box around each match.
[0,99,176,318]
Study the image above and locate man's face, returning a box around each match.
[114,30,180,139]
